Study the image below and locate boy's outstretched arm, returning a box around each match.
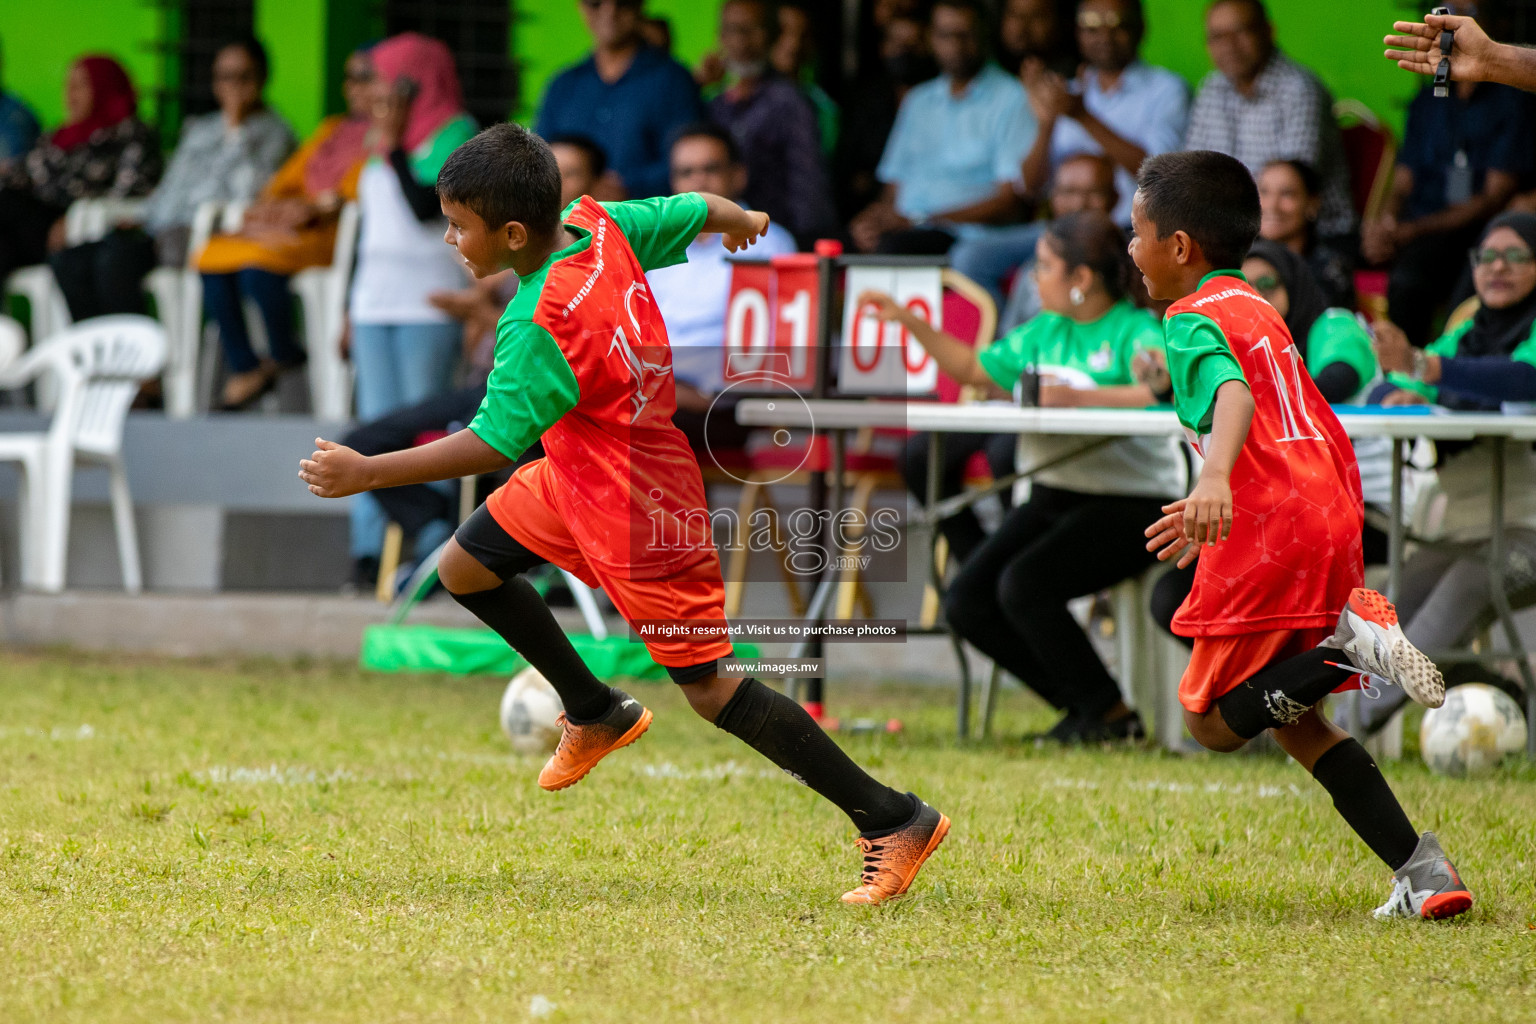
[697,192,771,252]
[1145,380,1253,567]
[300,429,514,499]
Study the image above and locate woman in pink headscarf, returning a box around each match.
[344,33,477,580]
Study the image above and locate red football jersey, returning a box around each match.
[487,197,714,579]
[1165,274,1364,636]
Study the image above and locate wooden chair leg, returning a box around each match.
[769,502,807,617]
[724,478,765,618]
[377,523,403,603]
[834,473,879,619]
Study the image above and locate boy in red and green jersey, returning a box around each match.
[1128,150,1470,922]
[299,123,947,905]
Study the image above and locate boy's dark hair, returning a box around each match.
[546,133,608,180]
[219,35,270,84]
[1044,210,1132,301]
[1263,157,1322,199]
[667,121,743,166]
[438,122,562,235]
[1136,150,1261,270]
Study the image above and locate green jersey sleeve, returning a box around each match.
[1165,312,1248,433]
[976,315,1047,389]
[409,113,477,184]
[1306,309,1375,388]
[601,193,710,272]
[467,318,581,460]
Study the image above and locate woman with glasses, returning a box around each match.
[1357,211,1536,733]
[47,37,294,341]
[195,48,373,409]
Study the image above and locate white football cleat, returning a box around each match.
[1321,588,1445,709]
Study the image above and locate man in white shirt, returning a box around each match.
[646,123,797,455]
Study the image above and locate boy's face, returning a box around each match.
[1128,191,1191,302]
[442,198,517,279]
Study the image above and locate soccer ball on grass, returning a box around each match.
[1419,683,1527,777]
[499,666,564,755]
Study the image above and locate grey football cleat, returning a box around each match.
[1372,832,1473,921]
[1321,588,1445,709]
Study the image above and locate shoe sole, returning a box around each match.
[1345,589,1445,709]
[841,813,952,906]
[538,708,653,792]
[1421,890,1473,920]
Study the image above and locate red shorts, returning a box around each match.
[1180,627,1361,714]
[481,476,734,669]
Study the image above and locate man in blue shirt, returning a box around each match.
[0,41,40,171]
[1363,77,1535,346]
[850,0,1036,268]
[535,0,704,199]
[1018,0,1187,228]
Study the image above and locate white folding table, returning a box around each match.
[737,398,1536,756]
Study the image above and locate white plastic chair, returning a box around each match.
[290,201,360,420]
[0,315,167,593]
[150,200,233,418]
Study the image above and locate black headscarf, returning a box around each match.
[1248,239,1330,354]
[1460,211,1536,358]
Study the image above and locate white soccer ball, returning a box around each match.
[499,666,565,755]
[1420,683,1527,777]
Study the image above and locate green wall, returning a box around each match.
[0,0,1420,144]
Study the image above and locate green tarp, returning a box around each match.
[361,623,757,680]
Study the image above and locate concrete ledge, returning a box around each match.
[0,591,988,685]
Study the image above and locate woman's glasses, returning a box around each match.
[1469,246,1536,269]
[1250,274,1281,293]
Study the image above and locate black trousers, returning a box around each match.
[48,227,157,320]
[902,431,1018,564]
[0,187,62,282]
[943,483,1166,719]
[1386,226,1480,348]
[343,383,539,543]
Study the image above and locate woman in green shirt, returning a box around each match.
[860,210,1185,743]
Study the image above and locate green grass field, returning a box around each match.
[3,649,1534,1023]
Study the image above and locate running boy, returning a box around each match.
[1128,150,1472,921]
[298,123,947,905]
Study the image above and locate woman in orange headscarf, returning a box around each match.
[196,48,374,408]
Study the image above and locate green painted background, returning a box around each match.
[0,0,1422,143]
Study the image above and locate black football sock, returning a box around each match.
[713,678,916,833]
[451,580,613,722]
[1214,648,1354,740]
[1310,738,1421,870]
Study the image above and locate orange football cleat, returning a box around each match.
[840,796,950,905]
[537,690,652,792]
